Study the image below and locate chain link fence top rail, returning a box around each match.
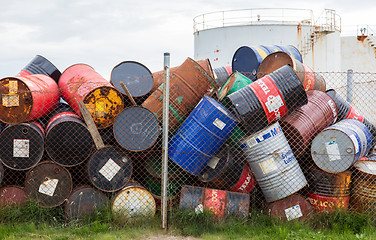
[1,54,376,226]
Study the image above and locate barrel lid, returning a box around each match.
[111,61,154,98]
[232,46,259,80]
[257,52,296,79]
[113,106,160,152]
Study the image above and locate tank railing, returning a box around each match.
[193,8,314,32]
[314,9,341,33]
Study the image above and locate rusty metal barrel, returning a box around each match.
[24,161,73,208]
[45,102,95,167]
[0,186,28,206]
[311,119,371,173]
[240,122,307,202]
[87,146,133,192]
[18,55,61,83]
[280,90,338,158]
[142,58,216,129]
[59,64,125,129]
[226,65,307,135]
[64,185,108,221]
[306,167,351,212]
[257,52,326,91]
[113,106,160,152]
[179,185,250,219]
[0,74,60,124]
[265,194,313,221]
[351,160,376,213]
[110,61,154,105]
[112,182,156,223]
[0,121,45,170]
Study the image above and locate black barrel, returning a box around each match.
[0,121,44,170]
[110,61,154,105]
[226,65,307,135]
[87,146,133,192]
[45,103,95,167]
[213,65,232,88]
[18,55,61,83]
[113,106,160,152]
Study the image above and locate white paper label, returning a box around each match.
[259,157,278,174]
[195,204,204,214]
[38,179,59,197]
[265,95,284,113]
[325,141,341,161]
[99,158,121,181]
[9,80,18,94]
[2,94,19,107]
[284,204,303,221]
[349,135,359,154]
[13,139,29,158]
[207,156,220,169]
[213,118,226,130]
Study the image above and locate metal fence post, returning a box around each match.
[161,53,170,230]
[347,69,353,104]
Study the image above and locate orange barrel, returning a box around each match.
[24,161,73,208]
[18,55,61,83]
[280,90,338,158]
[150,58,214,93]
[0,121,45,171]
[87,146,133,192]
[265,194,313,221]
[59,64,125,129]
[0,74,59,124]
[110,61,154,105]
[112,182,156,223]
[179,185,250,219]
[0,186,28,206]
[142,58,216,129]
[351,160,376,213]
[64,185,108,221]
[257,52,326,91]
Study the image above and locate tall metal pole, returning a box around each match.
[161,53,170,230]
[347,69,353,104]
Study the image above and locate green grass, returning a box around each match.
[1,203,376,239]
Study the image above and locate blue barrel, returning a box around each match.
[168,95,238,175]
[232,45,302,80]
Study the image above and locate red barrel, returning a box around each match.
[0,186,28,206]
[307,192,349,212]
[280,90,338,158]
[265,194,313,221]
[59,64,125,129]
[0,74,59,124]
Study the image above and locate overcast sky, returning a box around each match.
[1,0,375,79]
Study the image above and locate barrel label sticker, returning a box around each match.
[38,179,59,197]
[349,135,360,154]
[2,94,19,107]
[325,141,341,161]
[249,76,287,123]
[99,158,121,181]
[345,106,364,122]
[284,204,303,221]
[213,118,226,130]
[259,157,278,174]
[13,139,29,158]
[9,80,18,94]
[207,156,220,169]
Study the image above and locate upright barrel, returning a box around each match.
[280,90,338,158]
[0,121,44,171]
[0,74,59,124]
[232,45,302,80]
[311,119,371,173]
[110,61,154,105]
[18,55,61,83]
[59,64,125,129]
[45,102,95,167]
[226,65,307,135]
[257,52,326,91]
[25,161,73,208]
[142,58,216,129]
[240,122,307,202]
[168,95,238,175]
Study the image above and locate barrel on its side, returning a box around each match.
[265,194,313,221]
[213,65,232,88]
[0,186,28,206]
[18,55,61,83]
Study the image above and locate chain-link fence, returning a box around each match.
[1,54,376,227]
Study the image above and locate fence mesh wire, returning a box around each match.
[0,58,376,226]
